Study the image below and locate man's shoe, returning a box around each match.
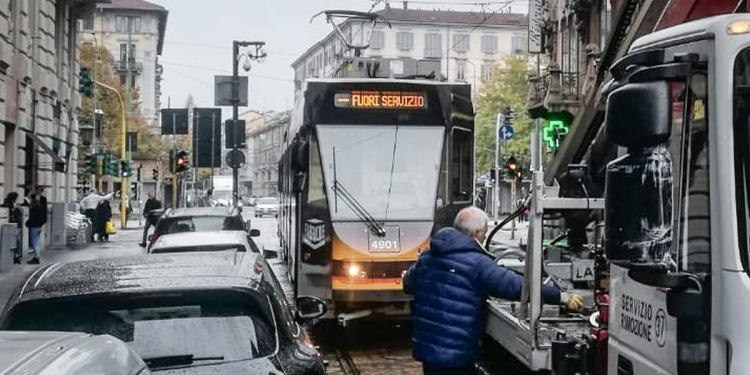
[27,257,40,265]
[13,257,21,265]
[139,243,147,247]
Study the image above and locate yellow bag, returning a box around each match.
[105,220,117,235]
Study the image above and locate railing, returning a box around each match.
[114,60,143,72]
[560,71,580,100]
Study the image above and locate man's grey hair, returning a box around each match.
[454,206,489,236]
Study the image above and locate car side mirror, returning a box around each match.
[249,229,261,237]
[262,247,277,259]
[295,295,327,321]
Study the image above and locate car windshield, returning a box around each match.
[3,291,277,366]
[151,244,247,254]
[158,216,244,234]
[258,198,278,205]
[317,125,444,221]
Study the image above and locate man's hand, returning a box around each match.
[560,292,585,311]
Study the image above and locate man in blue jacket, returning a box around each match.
[403,207,584,375]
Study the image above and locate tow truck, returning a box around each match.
[484,13,750,375]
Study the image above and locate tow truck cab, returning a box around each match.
[603,13,750,375]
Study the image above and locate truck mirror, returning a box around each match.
[292,173,306,194]
[605,81,671,148]
[292,141,309,173]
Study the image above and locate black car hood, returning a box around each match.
[153,355,284,374]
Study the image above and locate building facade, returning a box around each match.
[242,111,288,198]
[0,0,99,246]
[292,5,528,94]
[78,0,167,127]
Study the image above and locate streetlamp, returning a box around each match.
[231,40,266,206]
[79,123,95,147]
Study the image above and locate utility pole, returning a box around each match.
[122,16,134,226]
[494,112,502,224]
[232,41,266,206]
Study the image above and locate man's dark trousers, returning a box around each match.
[423,365,476,375]
[142,218,155,245]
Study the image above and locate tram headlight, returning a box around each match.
[348,264,360,277]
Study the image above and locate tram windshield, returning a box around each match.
[317,125,444,221]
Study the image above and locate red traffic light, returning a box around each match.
[175,150,189,172]
[507,156,518,171]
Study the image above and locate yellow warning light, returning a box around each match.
[727,20,750,35]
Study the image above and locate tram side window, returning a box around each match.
[451,128,472,203]
[734,49,750,272]
[436,135,448,207]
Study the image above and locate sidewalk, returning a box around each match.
[0,219,145,312]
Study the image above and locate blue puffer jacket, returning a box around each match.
[403,227,561,368]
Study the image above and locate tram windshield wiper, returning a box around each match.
[331,147,386,237]
[332,179,386,237]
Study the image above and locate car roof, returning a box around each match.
[0,331,144,374]
[13,253,265,304]
[152,231,249,249]
[163,206,238,218]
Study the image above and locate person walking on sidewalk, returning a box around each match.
[140,192,162,247]
[25,189,47,265]
[80,189,114,241]
[3,192,23,264]
[403,207,584,375]
[95,199,113,242]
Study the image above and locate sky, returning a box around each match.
[148,0,529,114]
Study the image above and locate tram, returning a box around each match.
[279,78,474,321]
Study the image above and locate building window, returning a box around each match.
[600,0,612,50]
[481,35,497,54]
[116,16,124,31]
[481,64,493,81]
[511,35,525,54]
[81,15,94,31]
[120,43,136,61]
[132,17,141,32]
[425,33,443,59]
[397,31,413,51]
[456,60,466,81]
[371,30,385,49]
[453,34,470,53]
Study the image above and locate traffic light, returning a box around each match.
[169,150,175,173]
[542,117,570,149]
[175,150,189,172]
[86,153,98,174]
[120,160,132,178]
[506,156,518,176]
[152,168,159,181]
[79,67,93,98]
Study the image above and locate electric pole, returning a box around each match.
[232,41,266,206]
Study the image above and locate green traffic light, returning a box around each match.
[542,119,570,149]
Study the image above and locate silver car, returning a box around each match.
[254,197,279,218]
[0,331,149,375]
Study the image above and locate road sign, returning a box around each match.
[226,149,246,169]
[225,119,246,148]
[499,124,514,141]
[214,76,248,107]
[161,108,189,135]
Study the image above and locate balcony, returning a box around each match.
[114,60,143,73]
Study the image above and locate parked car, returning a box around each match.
[147,206,247,249]
[0,331,148,375]
[0,253,327,374]
[149,230,261,254]
[255,197,279,218]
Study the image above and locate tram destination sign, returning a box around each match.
[334,91,426,110]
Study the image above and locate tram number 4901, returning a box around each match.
[370,240,399,251]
